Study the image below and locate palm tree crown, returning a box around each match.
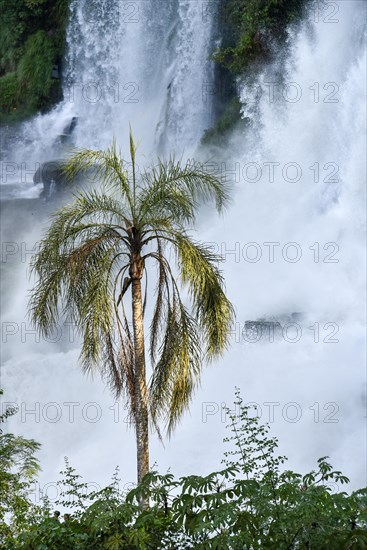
[29,132,234,484]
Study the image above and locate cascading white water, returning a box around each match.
[1,0,217,181]
[197,0,366,486]
[156,0,217,151]
[1,0,366,499]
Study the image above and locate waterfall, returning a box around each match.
[1,0,217,186]
[1,0,365,497]
[200,0,366,486]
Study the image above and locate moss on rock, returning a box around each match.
[0,0,69,123]
[203,0,310,147]
[214,0,308,75]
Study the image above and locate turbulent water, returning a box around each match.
[1,0,217,175]
[1,0,366,500]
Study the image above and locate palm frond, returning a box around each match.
[29,204,127,336]
[173,232,235,357]
[137,158,230,224]
[114,300,136,419]
[149,239,169,363]
[63,139,133,212]
[149,294,202,436]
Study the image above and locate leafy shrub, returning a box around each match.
[5,389,366,549]
[24,0,48,8]
[0,390,41,547]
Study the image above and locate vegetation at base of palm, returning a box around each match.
[28,132,234,491]
[0,390,44,547]
[0,0,68,122]
[3,389,366,549]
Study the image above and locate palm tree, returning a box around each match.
[29,132,234,489]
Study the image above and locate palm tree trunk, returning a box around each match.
[131,275,150,493]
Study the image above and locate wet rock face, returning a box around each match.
[243,313,306,343]
[54,116,79,150]
[33,160,68,198]
[32,116,79,198]
[33,158,97,199]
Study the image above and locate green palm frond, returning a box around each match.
[150,297,202,436]
[29,200,127,335]
[149,240,168,364]
[173,232,235,357]
[64,138,133,212]
[137,158,230,224]
[147,230,234,433]
[57,190,131,232]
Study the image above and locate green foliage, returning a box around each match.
[214,0,309,75]
[204,0,310,145]
[24,0,48,8]
[201,97,244,147]
[0,73,19,115]
[9,389,367,548]
[17,31,56,110]
[0,390,42,548]
[0,0,69,122]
